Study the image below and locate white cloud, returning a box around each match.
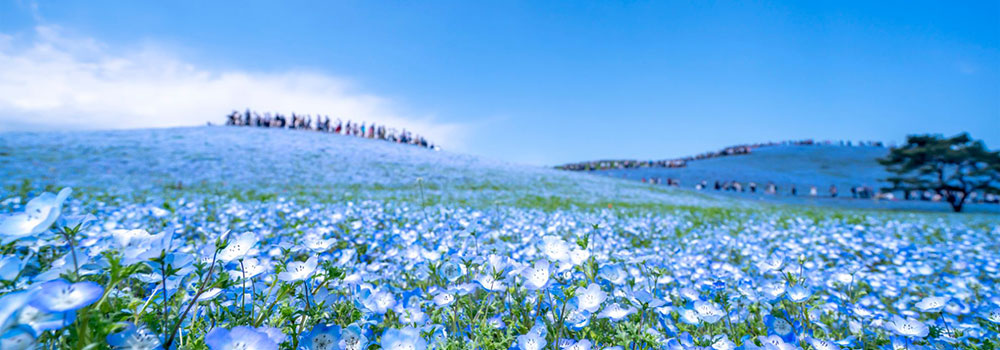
[0,25,468,149]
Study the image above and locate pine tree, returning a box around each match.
[879,133,999,212]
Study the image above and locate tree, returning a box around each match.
[879,133,1000,212]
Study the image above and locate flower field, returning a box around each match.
[1,127,998,349]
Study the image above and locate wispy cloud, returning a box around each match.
[0,26,468,149]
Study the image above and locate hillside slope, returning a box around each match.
[591,145,1000,213]
[0,126,722,209]
[595,145,890,192]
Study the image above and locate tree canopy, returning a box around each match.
[879,133,999,212]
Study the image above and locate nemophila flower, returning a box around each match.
[0,255,23,280]
[218,232,257,262]
[597,303,636,322]
[629,289,666,308]
[486,315,505,329]
[568,247,590,266]
[693,301,725,324]
[0,187,71,242]
[914,296,948,313]
[230,258,269,280]
[520,260,550,290]
[757,335,796,350]
[432,292,455,307]
[474,274,506,292]
[106,322,162,350]
[380,327,427,350]
[302,234,336,252]
[0,291,32,333]
[339,324,369,350]
[679,308,701,325]
[438,261,463,282]
[0,325,36,350]
[17,304,68,333]
[29,279,103,312]
[484,254,508,275]
[787,285,811,303]
[574,284,606,313]
[889,336,928,350]
[762,281,786,301]
[943,300,969,315]
[539,236,571,262]
[982,308,1000,324]
[527,322,547,339]
[278,256,319,282]
[711,335,736,350]
[559,339,592,350]
[832,272,854,285]
[33,250,95,282]
[885,315,929,338]
[756,254,784,273]
[396,305,428,325]
[204,326,278,350]
[517,332,546,350]
[362,289,396,314]
[598,265,627,286]
[764,315,797,343]
[564,307,591,331]
[805,337,840,350]
[111,229,168,265]
[258,326,286,346]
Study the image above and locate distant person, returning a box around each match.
[809,186,818,196]
[830,185,838,198]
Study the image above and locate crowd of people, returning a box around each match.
[640,177,999,204]
[557,139,886,171]
[223,109,438,149]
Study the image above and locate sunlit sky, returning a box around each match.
[1,1,997,165]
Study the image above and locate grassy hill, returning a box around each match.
[0,126,723,211]
[594,145,889,191]
[591,145,999,213]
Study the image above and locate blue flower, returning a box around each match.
[302,323,340,350]
[573,283,606,313]
[884,315,929,338]
[439,261,463,282]
[0,187,72,242]
[204,326,278,350]
[361,289,396,314]
[787,285,811,303]
[596,303,636,322]
[218,232,258,262]
[763,314,797,343]
[985,307,1000,324]
[805,337,840,350]
[278,256,319,282]
[517,332,545,350]
[339,324,369,350]
[914,296,948,313]
[559,339,592,350]
[29,279,103,312]
[106,322,162,350]
[0,325,36,350]
[474,274,506,292]
[520,260,550,291]
[0,255,23,281]
[380,327,426,350]
[432,292,455,307]
[692,301,725,324]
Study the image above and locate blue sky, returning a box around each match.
[1,1,997,165]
